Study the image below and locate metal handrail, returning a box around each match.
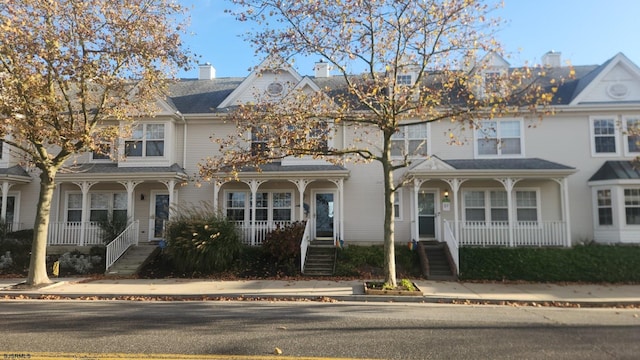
[300,220,311,274]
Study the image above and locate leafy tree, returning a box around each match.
[203,0,558,287]
[0,0,191,286]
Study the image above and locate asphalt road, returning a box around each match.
[1,300,639,359]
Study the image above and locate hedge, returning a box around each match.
[459,245,640,283]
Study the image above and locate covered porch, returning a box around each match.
[408,157,576,248]
[212,162,349,246]
[49,163,188,246]
[0,165,32,232]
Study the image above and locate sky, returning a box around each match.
[177,0,640,79]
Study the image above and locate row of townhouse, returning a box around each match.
[1,51,640,252]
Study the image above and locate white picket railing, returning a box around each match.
[105,220,139,272]
[443,220,459,274]
[300,220,311,274]
[47,221,105,246]
[234,220,293,245]
[454,221,567,247]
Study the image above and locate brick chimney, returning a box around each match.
[198,63,216,80]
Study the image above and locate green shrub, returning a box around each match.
[262,221,305,273]
[460,245,640,283]
[164,205,243,274]
[97,215,128,244]
[0,230,33,274]
[335,245,421,277]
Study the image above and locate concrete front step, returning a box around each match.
[106,244,158,276]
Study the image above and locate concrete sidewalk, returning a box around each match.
[1,277,639,306]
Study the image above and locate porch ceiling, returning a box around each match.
[55,163,189,182]
[409,157,576,179]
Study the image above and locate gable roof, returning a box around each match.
[569,52,640,105]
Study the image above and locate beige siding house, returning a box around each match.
[2,52,640,262]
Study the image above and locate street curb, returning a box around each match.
[1,291,638,307]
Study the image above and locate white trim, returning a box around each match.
[461,187,541,223]
[222,189,294,223]
[473,118,525,159]
[391,121,431,159]
[1,191,20,226]
[119,120,174,167]
[622,115,640,156]
[589,116,620,157]
[416,188,439,240]
[149,191,170,240]
[311,189,338,240]
[394,188,403,221]
[570,53,640,106]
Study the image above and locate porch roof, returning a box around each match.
[55,163,189,182]
[221,161,350,180]
[588,160,640,183]
[0,165,32,183]
[409,157,576,178]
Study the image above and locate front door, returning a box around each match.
[418,191,436,238]
[314,192,335,239]
[151,193,170,239]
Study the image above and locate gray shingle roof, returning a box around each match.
[589,161,640,181]
[60,163,187,176]
[168,78,243,114]
[444,158,574,171]
[0,165,31,178]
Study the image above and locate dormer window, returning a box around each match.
[396,74,412,86]
[483,70,503,95]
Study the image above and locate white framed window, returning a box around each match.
[66,193,83,222]
[66,192,127,222]
[463,189,539,223]
[224,191,293,222]
[624,188,640,225]
[391,122,429,157]
[590,116,619,156]
[596,189,613,226]
[475,119,523,158]
[623,116,640,155]
[251,126,269,155]
[225,191,247,221]
[124,123,165,157]
[396,74,412,86]
[393,189,402,220]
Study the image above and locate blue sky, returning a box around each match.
[178,0,639,78]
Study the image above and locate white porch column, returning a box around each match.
[242,179,265,246]
[73,181,96,246]
[443,178,466,241]
[553,177,572,247]
[161,180,177,219]
[118,180,141,223]
[212,179,225,213]
[496,177,520,247]
[289,179,311,222]
[329,178,344,244]
[1,181,11,222]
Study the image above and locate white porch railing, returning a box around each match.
[454,221,567,247]
[234,220,293,246]
[105,220,139,272]
[300,220,311,274]
[47,221,105,246]
[443,220,459,274]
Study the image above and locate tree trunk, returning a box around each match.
[26,170,57,286]
[382,133,397,288]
